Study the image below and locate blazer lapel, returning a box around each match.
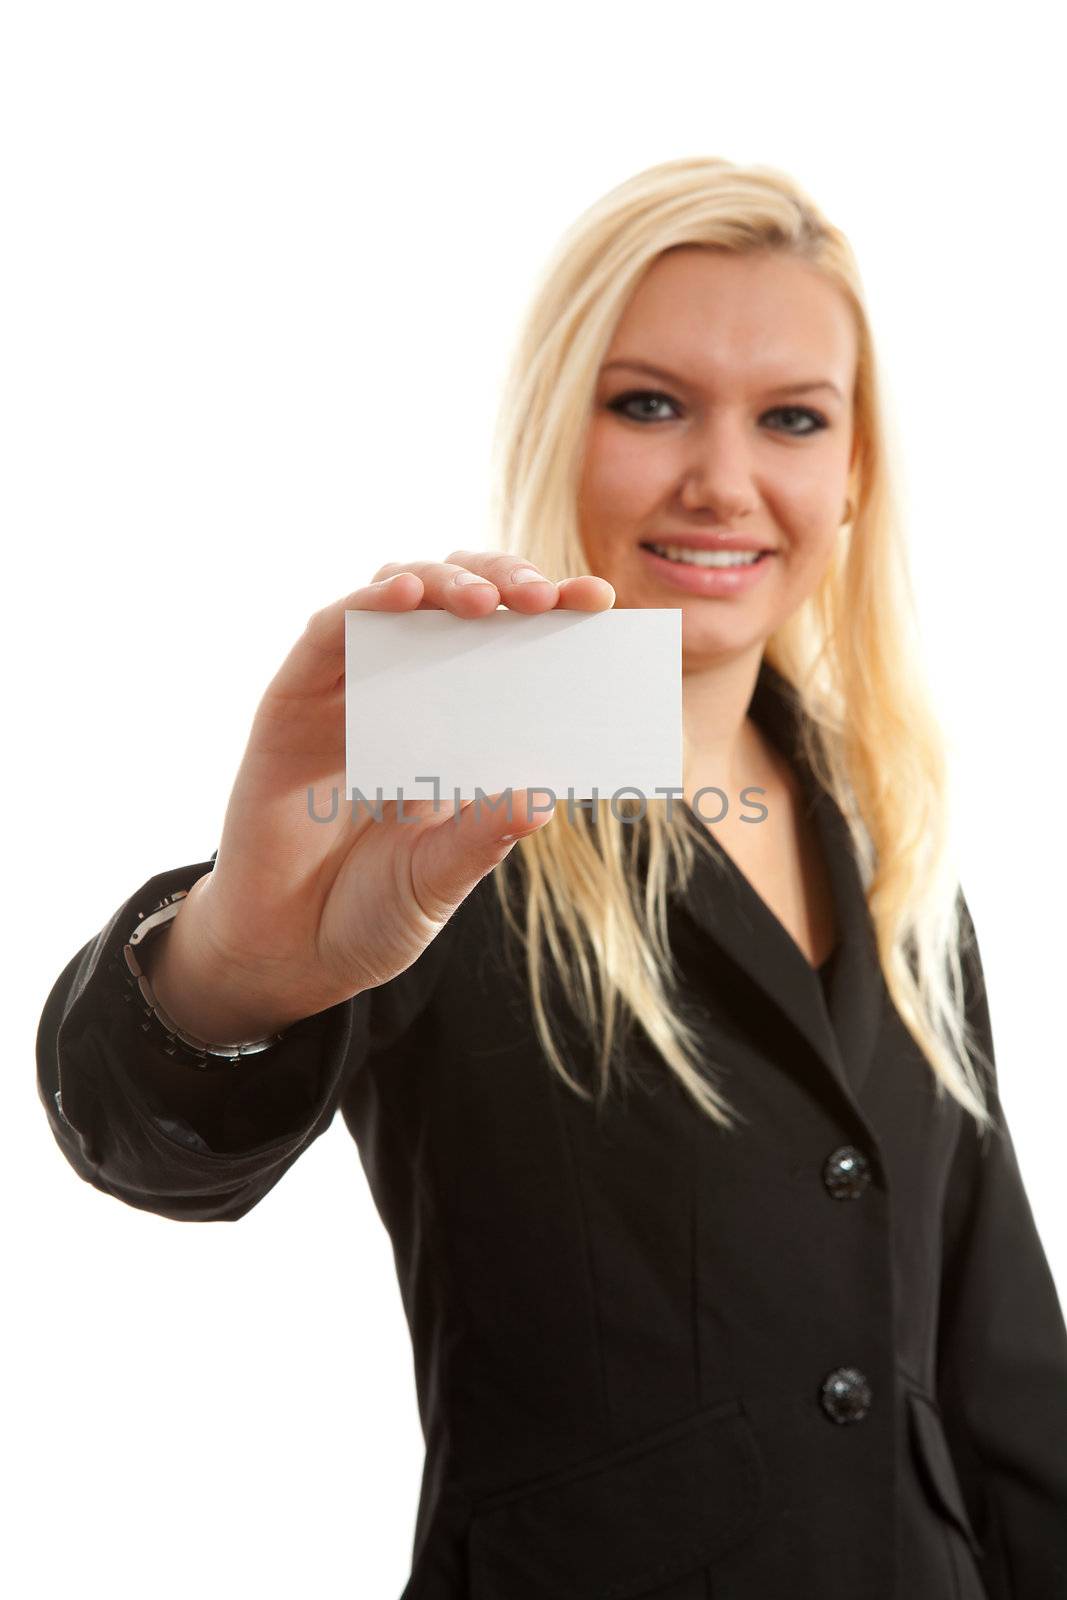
[673,660,884,1108]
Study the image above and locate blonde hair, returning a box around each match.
[485,155,993,1133]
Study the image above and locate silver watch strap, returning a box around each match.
[122,891,286,1067]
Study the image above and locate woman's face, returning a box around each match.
[577,247,859,668]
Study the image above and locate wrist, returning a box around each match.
[139,929,300,1045]
[131,884,309,1049]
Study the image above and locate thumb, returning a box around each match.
[411,789,556,916]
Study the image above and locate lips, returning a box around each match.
[639,533,775,554]
[637,541,777,594]
[643,545,771,569]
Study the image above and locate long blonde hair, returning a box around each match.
[485,156,993,1133]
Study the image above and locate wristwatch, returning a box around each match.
[121,890,287,1069]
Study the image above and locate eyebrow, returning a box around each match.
[600,358,844,402]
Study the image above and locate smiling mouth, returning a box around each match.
[639,542,773,568]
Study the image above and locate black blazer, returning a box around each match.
[37,660,1067,1600]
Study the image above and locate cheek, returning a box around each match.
[767,464,843,554]
[579,424,670,525]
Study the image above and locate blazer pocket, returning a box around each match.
[466,1397,769,1600]
[906,1389,985,1561]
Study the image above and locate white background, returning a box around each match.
[4,3,1064,1596]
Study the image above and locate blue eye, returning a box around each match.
[762,405,828,436]
[607,389,679,423]
[606,391,829,435]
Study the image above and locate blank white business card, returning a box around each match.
[344,608,682,804]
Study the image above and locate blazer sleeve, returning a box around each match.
[36,856,441,1225]
[935,892,1067,1595]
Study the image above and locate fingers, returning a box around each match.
[436,550,553,612]
[266,574,422,699]
[372,558,505,612]
[267,554,615,702]
[554,573,617,610]
[442,550,614,611]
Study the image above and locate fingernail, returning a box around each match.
[510,567,553,584]
[453,572,494,587]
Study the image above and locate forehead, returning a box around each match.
[605,247,857,390]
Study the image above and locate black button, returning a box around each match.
[820,1366,872,1424]
[823,1145,871,1200]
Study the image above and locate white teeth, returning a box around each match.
[647,543,765,568]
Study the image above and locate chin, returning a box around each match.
[680,609,771,652]
[681,635,768,670]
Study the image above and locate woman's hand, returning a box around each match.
[143,553,616,1043]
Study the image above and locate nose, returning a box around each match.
[677,414,759,522]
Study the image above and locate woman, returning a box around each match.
[37,157,1067,1598]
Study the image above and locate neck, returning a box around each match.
[682,647,769,797]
